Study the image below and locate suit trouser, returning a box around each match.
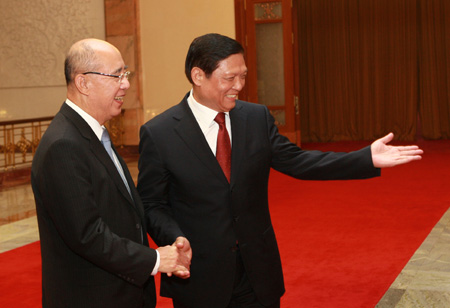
[173,248,281,308]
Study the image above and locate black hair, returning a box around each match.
[185,33,244,84]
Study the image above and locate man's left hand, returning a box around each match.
[371,133,423,168]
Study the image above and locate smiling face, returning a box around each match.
[84,47,130,125]
[67,39,130,125]
[192,53,248,112]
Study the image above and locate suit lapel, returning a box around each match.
[229,101,247,188]
[173,98,228,182]
[60,103,135,207]
[92,139,135,205]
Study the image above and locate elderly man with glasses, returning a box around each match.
[31,38,192,308]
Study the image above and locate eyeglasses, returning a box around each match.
[82,71,131,83]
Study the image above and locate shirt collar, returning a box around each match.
[187,89,229,129]
[65,99,104,141]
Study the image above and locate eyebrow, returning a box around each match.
[112,65,128,75]
[223,71,248,78]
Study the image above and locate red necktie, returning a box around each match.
[214,112,231,182]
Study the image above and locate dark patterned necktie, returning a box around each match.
[214,112,231,182]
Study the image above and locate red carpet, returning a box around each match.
[1,140,449,307]
[0,241,42,307]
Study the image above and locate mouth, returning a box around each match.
[226,94,238,100]
[114,96,124,102]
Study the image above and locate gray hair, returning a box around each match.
[64,40,99,85]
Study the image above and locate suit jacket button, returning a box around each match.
[136,223,140,229]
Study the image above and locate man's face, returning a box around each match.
[193,53,248,112]
[86,48,130,125]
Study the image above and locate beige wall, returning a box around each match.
[139,1,236,122]
[0,0,105,121]
[1,0,236,141]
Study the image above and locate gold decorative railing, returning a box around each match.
[106,110,125,148]
[0,117,53,171]
[0,113,125,172]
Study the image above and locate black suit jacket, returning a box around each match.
[137,93,380,307]
[31,103,157,308]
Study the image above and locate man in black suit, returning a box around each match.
[137,33,423,308]
[31,38,191,308]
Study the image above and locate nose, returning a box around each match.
[120,76,130,90]
[233,77,245,91]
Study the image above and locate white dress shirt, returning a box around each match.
[187,90,232,155]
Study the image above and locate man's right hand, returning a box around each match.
[156,245,190,278]
[171,237,192,279]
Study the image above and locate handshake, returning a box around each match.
[156,236,192,279]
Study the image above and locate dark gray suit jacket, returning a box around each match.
[32,103,157,308]
[137,93,380,307]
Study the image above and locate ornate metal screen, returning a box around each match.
[0,117,52,171]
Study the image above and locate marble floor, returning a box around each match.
[0,161,139,253]
[1,161,450,307]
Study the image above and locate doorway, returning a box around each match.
[235,0,300,145]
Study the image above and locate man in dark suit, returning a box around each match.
[137,33,423,308]
[31,38,191,308]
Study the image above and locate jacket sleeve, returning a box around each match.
[263,107,381,180]
[137,124,185,246]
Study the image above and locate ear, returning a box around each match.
[74,74,90,96]
[191,67,205,86]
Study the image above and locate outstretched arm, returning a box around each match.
[371,133,423,168]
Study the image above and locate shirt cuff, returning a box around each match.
[151,249,160,276]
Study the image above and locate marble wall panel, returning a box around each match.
[105,0,136,36]
[105,0,142,145]
[0,0,105,120]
